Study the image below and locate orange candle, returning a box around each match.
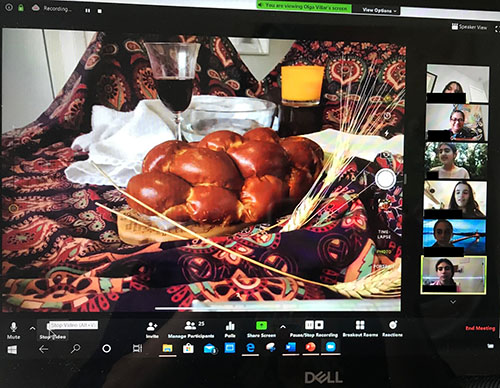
[281,65,325,107]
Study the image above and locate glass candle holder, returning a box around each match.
[281,65,325,107]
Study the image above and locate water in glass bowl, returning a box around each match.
[181,95,276,142]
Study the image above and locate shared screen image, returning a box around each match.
[2,30,405,312]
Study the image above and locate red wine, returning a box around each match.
[155,78,194,112]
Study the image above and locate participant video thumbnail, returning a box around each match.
[426,104,488,142]
[421,256,486,294]
[426,64,489,104]
[424,142,487,180]
[424,180,486,218]
[423,219,486,255]
[2,29,405,312]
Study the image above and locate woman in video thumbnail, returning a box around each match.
[430,143,470,179]
[431,258,461,291]
[442,81,464,94]
[432,219,454,248]
[448,181,484,218]
[447,110,477,140]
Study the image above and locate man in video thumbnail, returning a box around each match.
[447,109,477,140]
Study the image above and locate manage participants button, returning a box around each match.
[353,5,400,15]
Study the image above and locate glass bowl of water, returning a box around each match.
[181,95,277,142]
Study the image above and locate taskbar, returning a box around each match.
[1,317,498,359]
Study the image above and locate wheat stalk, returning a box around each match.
[328,259,401,299]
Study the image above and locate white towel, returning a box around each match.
[65,99,175,187]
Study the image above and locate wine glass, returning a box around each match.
[144,42,201,140]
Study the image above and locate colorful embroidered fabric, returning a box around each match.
[2,33,404,312]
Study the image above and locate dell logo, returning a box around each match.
[305,371,343,384]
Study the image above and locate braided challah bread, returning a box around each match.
[126,127,323,225]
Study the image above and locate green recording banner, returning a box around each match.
[256,1,352,13]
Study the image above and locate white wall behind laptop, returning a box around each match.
[2,28,95,133]
[2,29,293,134]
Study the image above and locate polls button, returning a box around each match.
[101,344,112,353]
[375,168,397,190]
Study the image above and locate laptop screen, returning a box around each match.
[1,0,499,386]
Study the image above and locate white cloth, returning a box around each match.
[65,99,175,187]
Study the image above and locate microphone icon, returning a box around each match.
[10,322,18,332]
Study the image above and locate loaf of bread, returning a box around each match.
[126,127,323,225]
